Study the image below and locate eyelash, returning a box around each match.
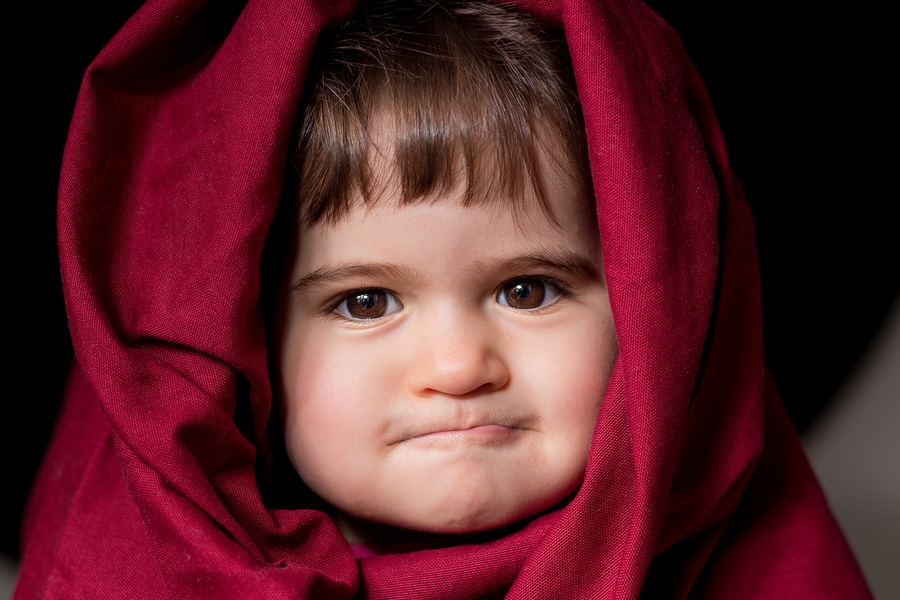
[323,276,573,322]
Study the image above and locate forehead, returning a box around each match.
[293,151,600,278]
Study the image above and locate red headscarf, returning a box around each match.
[16,0,871,598]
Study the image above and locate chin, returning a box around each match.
[392,491,560,536]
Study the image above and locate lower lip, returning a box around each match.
[405,425,521,449]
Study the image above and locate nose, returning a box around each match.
[406,312,509,398]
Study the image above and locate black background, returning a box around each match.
[5,1,896,559]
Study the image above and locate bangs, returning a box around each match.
[294,0,590,227]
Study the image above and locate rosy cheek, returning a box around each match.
[289,361,345,430]
[285,349,381,459]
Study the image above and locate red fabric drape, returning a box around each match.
[16,0,871,598]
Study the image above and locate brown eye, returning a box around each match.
[334,289,401,320]
[497,279,559,310]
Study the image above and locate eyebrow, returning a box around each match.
[481,250,602,281]
[292,263,416,293]
[292,249,601,293]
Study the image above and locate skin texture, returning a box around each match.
[277,159,617,538]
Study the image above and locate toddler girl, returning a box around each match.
[16,0,871,598]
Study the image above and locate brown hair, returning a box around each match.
[293,0,590,227]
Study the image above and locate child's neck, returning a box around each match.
[334,513,448,555]
[334,512,527,556]
[333,491,579,556]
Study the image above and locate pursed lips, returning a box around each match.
[386,412,535,447]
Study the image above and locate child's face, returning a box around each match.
[277,159,617,535]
